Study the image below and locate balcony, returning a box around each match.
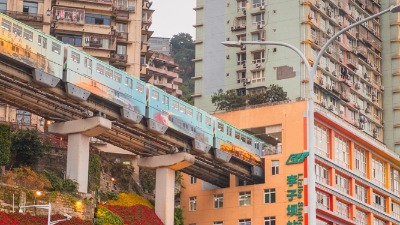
[231,24,246,31]
[148,66,179,79]
[83,35,115,50]
[112,7,130,20]
[153,80,173,90]
[173,77,183,84]
[0,10,43,23]
[110,53,128,65]
[69,0,112,4]
[52,7,85,25]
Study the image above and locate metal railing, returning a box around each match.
[0,10,43,22]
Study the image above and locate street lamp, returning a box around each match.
[222,4,400,224]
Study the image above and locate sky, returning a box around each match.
[151,0,196,39]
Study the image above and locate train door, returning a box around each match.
[83,56,93,77]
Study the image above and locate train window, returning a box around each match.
[105,68,113,79]
[84,57,92,69]
[114,72,122,83]
[241,135,246,143]
[205,117,211,126]
[23,29,33,42]
[217,123,224,132]
[52,42,61,54]
[152,90,159,100]
[162,96,169,105]
[172,101,179,110]
[196,112,202,122]
[186,108,193,117]
[227,126,232,136]
[71,51,80,63]
[125,77,133,89]
[235,131,240,140]
[96,64,104,75]
[1,19,11,31]
[247,137,252,145]
[254,142,259,149]
[179,104,186,113]
[136,83,144,93]
[13,24,22,37]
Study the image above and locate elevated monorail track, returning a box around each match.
[0,57,264,187]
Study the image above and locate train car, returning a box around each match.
[64,45,146,123]
[0,13,64,87]
[214,118,264,166]
[147,85,213,153]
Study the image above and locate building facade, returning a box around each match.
[181,101,400,225]
[192,0,398,150]
[149,37,171,55]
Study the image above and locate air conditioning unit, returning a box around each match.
[338,21,342,27]
[355,82,361,90]
[316,2,321,8]
[260,5,265,10]
[319,78,324,85]
[243,63,246,68]
[245,78,251,83]
[255,63,261,68]
[327,10,332,17]
[321,101,327,107]
[257,24,263,29]
[327,46,333,53]
[327,28,332,34]
[314,39,320,45]
[337,36,342,41]
[226,55,230,59]
[380,85,384,91]
[226,37,230,41]
[241,45,246,50]
[328,105,334,111]
[327,85,332,90]
[331,71,336,77]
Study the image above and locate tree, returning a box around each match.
[0,124,11,175]
[211,85,288,111]
[10,129,47,168]
[170,33,195,104]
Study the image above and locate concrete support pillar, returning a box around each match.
[49,117,111,193]
[138,153,195,225]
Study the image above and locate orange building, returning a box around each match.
[181,100,400,225]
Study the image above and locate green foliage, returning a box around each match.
[95,205,124,225]
[170,33,195,104]
[110,162,133,191]
[139,168,156,194]
[0,124,11,173]
[99,192,119,201]
[10,129,45,168]
[211,85,289,111]
[42,170,78,192]
[174,207,184,225]
[89,153,101,191]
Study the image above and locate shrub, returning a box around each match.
[108,193,153,209]
[95,205,123,225]
[42,170,78,192]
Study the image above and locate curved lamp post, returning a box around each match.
[222,4,400,224]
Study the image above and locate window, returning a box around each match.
[38,36,47,49]
[117,44,127,55]
[1,18,11,30]
[251,31,265,41]
[85,13,111,25]
[186,108,193,116]
[214,222,223,225]
[218,123,224,132]
[56,34,82,46]
[372,157,385,187]
[237,52,246,65]
[172,101,179,110]
[105,68,113,79]
[252,51,265,64]
[335,200,349,219]
[16,110,31,124]
[23,29,33,41]
[179,104,185,113]
[116,23,127,32]
[227,127,232,136]
[355,184,367,203]
[113,72,122,83]
[355,209,368,225]
[392,167,400,194]
[373,192,386,212]
[335,174,349,194]
[239,219,251,225]
[23,1,38,14]
[214,194,223,208]
[374,218,386,225]
[152,90,159,100]
[317,191,329,210]
[392,202,400,220]
[162,96,169,105]
[315,163,329,184]
[190,176,197,184]
[71,51,80,63]
[0,0,6,12]
[196,112,202,122]
[264,217,275,225]
[251,70,265,83]
[84,57,92,69]
[334,135,349,168]
[252,0,264,7]
[189,197,196,211]
[239,191,251,206]
[315,124,329,157]
[252,13,264,26]
[52,42,61,54]
[264,189,276,203]
[354,146,366,177]
[136,83,144,93]
[205,117,211,126]
[12,24,22,37]
[272,161,279,175]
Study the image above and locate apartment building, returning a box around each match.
[146,50,183,97]
[182,101,400,225]
[149,37,171,55]
[0,0,152,127]
[192,0,397,149]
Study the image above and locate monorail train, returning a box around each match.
[0,12,266,169]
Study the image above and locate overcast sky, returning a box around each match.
[151,0,196,39]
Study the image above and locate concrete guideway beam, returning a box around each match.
[48,117,112,193]
[138,153,195,225]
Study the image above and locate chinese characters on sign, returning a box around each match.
[286,173,304,225]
